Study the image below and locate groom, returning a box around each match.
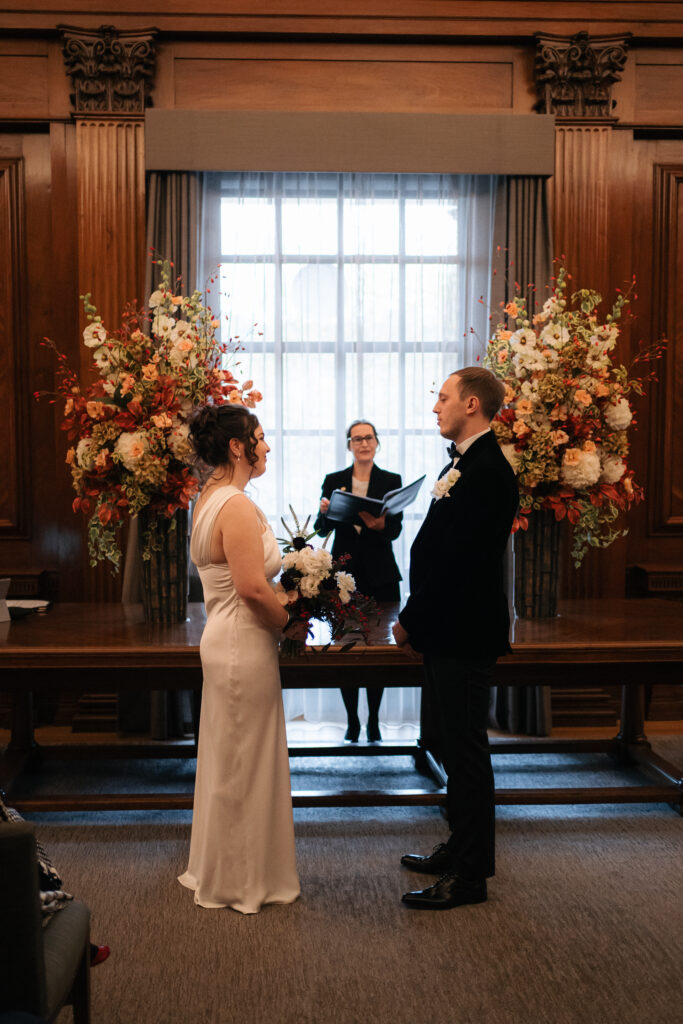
[392,367,518,909]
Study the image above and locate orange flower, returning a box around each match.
[594,382,609,397]
[582,440,597,453]
[497,349,508,364]
[152,412,173,429]
[563,448,582,466]
[86,401,105,419]
[513,420,530,437]
[142,363,158,380]
[64,398,74,415]
[623,477,633,495]
[65,447,75,465]
[498,330,512,341]
[505,301,519,317]
[228,389,242,403]
[574,390,592,406]
[516,398,533,416]
[503,384,515,404]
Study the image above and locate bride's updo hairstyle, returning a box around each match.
[190,403,260,470]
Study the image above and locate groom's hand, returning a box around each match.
[392,620,418,658]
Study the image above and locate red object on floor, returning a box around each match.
[91,944,111,966]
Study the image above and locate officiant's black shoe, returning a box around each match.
[366,719,382,743]
[344,717,361,743]
[402,872,487,910]
[400,842,456,875]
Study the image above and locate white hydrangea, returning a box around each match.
[335,571,356,605]
[604,398,632,431]
[297,546,332,578]
[299,576,321,599]
[76,438,96,470]
[560,449,601,489]
[115,431,149,470]
[600,454,626,484]
[83,322,108,348]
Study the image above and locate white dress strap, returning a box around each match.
[190,485,243,568]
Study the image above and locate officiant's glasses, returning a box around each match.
[349,435,376,445]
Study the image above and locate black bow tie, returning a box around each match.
[447,443,460,460]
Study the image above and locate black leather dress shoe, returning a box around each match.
[366,720,382,743]
[400,842,456,875]
[344,718,361,743]
[402,872,487,910]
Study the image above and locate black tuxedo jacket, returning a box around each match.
[314,464,403,598]
[398,431,518,658]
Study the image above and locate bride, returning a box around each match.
[178,403,300,913]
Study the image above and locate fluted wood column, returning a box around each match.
[61,24,157,601]
[75,117,146,600]
[536,32,630,599]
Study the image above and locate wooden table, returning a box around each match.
[0,600,681,813]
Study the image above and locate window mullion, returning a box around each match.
[274,180,285,525]
[335,175,345,466]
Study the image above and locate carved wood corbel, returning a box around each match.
[534,31,630,121]
[59,24,158,116]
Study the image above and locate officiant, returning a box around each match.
[314,420,403,743]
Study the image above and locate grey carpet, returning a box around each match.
[18,738,681,1024]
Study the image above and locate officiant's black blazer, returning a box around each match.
[314,464,402,598]
[398,431,518,658]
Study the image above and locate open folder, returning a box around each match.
[325,475,425,525]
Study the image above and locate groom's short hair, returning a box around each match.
[450,367,505,421]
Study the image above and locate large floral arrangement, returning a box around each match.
[40,259,261,569]
[485,264,665,566]
[276,509,377,655]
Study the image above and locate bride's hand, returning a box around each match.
[320,497,330,514]
[283,616,311,644]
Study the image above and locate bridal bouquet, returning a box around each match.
[39,259,262,569]
[275,509,377,655]
[485,264,665,565]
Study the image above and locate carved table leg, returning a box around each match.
[615,683,647,759]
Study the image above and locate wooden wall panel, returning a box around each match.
[635,64,683,122]
[650,165,683,534]
[0,56,49,118]
[0,157,29,537]
[173,57,514,113]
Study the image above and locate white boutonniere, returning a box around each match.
[431,467,461,500]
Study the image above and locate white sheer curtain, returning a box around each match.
[199,172,497,741]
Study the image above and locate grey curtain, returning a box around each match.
[490,175,553,737]
[118,172,204,739]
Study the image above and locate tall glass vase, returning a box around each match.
[138,509,189,624]
[513,508,562,618]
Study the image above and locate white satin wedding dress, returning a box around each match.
[178,485,300,913]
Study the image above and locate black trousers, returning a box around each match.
[422,651,496,880]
